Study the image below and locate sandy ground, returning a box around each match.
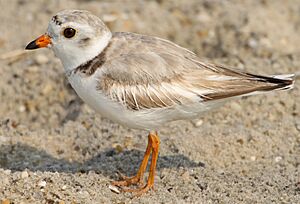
[0,0,299,203]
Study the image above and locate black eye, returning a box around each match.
[63,28,76,38]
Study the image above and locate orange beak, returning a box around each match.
[25,34,51,50]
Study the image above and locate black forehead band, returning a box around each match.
[52,15,62,26]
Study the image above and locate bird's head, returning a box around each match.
[26,10,111,71]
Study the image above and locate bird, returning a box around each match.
[25,9,295,195]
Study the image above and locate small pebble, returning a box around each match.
[79,190,90,197]
[21,171,29,179]
[250,156,256,161]
[248,38,258,49]
[61,185,67,190]
[275,156,282,163]
[194,119,203,127]
[18,105,26,113]
[38,180,47,188]
[108,184,120,194]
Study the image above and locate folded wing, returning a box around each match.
[96,33,294,111]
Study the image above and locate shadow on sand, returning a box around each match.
[0,143,204,179]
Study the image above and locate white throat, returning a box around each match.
[52,32,112,73]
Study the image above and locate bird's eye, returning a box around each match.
[63,28,76,38]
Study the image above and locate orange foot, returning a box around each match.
[111,172,144,187]
[111,132,160,196]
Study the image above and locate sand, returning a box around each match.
[0,0,299,203]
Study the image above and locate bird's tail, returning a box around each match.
[262,74,295,90]
[241,73,295,97]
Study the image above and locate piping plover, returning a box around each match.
[25,10,295,195]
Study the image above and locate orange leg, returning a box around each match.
[111,132,160,195]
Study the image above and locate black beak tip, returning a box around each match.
[25,40,39,50]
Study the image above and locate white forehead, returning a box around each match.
[51,10,93,25]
